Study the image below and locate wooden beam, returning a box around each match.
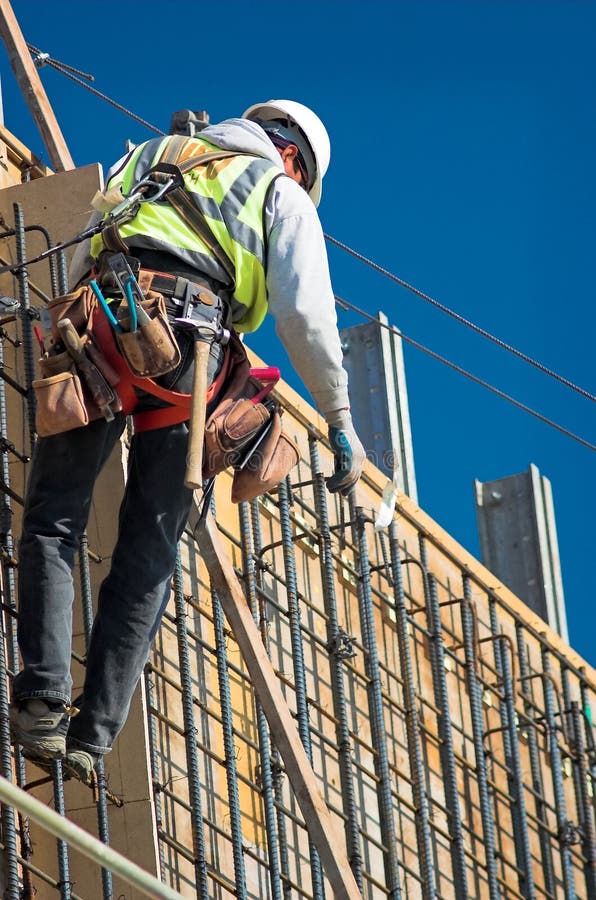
[0,0,74,171]
[193,508,362,900]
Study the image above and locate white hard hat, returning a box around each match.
[243,99,330,206]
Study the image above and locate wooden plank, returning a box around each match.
[193,507,362,900]
[0,0,74,171]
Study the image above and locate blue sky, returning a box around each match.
[2,1,595,665]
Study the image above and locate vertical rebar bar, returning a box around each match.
[461,578,500,900]
[515,624,555,896]
[78,532,113,900]
[12,204,36,448]
[425,570,468,898]
[51,762,72,900]
[309,439,363,891]
[238,500,283,900]
[569,700,596,897]
[172,550,209,898]
[212,585,248,899]
[144,669,168,882]
[250,498,292,898]
[389,522,436,899]
[500,630,535,899]
[0,352,21,897]
[277,478,326,899]
[489,601,535,899]
[540,648,576,898]
[350,498,402,899]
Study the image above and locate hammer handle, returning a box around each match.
[185,338,211,489]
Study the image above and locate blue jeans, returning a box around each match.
[12,414,194,755]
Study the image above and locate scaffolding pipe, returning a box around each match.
[310,439,364,890]
[389,522,436,899]
[515,624,555,896]
[278,477,326,899]
[0,774,184,898]
[172,550,210,898]
[351,500,402,899]
[240,499,284,900]
[425,571,469,898]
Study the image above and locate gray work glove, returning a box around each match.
[325,409,366,495]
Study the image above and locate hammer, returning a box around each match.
[176,317,229,490]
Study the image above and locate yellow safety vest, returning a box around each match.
[90,134,282,333]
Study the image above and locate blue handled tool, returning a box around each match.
[89,280,123,333]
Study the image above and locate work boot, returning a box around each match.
[63,747,100,783]
[9,699,70,760]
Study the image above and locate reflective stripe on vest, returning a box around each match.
[90,136,281,333]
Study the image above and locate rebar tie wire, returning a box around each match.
[326,233,595,404]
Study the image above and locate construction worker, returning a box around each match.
[9,100,366,780]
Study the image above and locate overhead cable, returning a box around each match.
[26,44,165,137]
[336,295,595,453]
[326,234,595,404]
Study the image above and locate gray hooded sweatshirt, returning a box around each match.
[70,118,349,418]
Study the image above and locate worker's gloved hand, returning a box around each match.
[325,409,365,495]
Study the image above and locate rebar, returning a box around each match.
[515,624,555,895]
[310,439,363,890]
[277,477,326,899]
[239,499,283,900]
[424,571,469,897]
[78,532,113,899]
[569,700,596,896]
[144,669,168,882]
[12,204,37,447]
[461,577,500,900]
[51,762,72,900]
[544,652,580,898]
[250,497,292,898]
[211,584,248,898]
[389,522,436,899]
[172,550,209,898]
[350,500,402,899]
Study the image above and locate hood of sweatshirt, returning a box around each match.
[199,118,283,168]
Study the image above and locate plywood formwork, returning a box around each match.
[0,158,593,899]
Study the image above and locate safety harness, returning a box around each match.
[92,137,256,432]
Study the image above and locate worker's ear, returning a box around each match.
[279,144,299,163]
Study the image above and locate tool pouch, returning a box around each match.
[33,347,91,437]
[48,284,97,344]
[231,408,299,504]
[33,338,121,437]
[202,332,299,500]
[115,292,181,378]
